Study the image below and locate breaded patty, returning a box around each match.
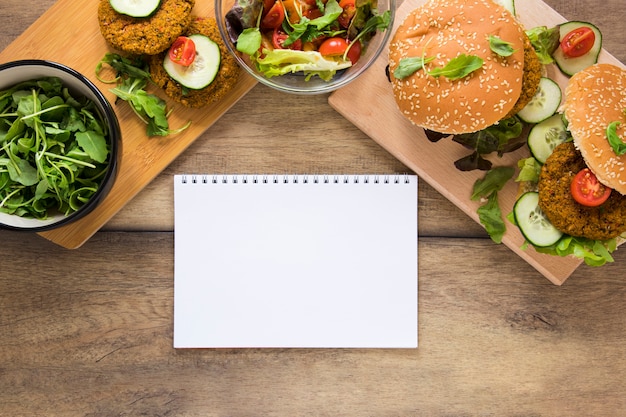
[98,0,195,55]
[538,142,626,240]
[148,17,241,108]
[504,35,543,119]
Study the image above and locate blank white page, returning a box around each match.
[174,174,418,348]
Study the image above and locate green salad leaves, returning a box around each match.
[232,0,390,81]
[0,77,111,219]
[96,53,190,137]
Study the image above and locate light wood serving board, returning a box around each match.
[329,0,625,285]
[0,0,256,249]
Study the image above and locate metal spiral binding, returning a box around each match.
[181,174,413,184]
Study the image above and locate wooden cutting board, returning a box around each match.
[329,0,625,285]
[0,0,257,249]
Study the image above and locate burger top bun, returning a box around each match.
[388,0,526,134]
[564,63,626,195]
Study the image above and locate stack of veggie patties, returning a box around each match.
[97,0,241,108]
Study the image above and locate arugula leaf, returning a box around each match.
[286,0,343,45]
[75,131,108,163]
[394,57,435,79]
[96,53,152,83]
[607,120,626,155]
[488,35,516,57]
[97,53,191,137]
[427,54,483,80]
[0,77,112,218]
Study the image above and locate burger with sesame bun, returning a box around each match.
[511,63,626,266]
[535,64,626,242]
[387,0,542,135]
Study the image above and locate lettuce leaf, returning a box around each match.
[508,213,620,266]
[256,49,351,81]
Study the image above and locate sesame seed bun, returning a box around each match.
[564,63,626,195]
[388,0,528,134]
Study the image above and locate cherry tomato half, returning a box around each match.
[272,28,303,50]
[337,0,356,28]
[261,1,285,30]
[560,27,595,58]
[319,37,361,64]
[570,168,612,207]
[169,36,196,66]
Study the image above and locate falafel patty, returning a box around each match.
[504,35,543,119]
[98,0,195,55]
[538,142,626,240]
[148,17,241,108]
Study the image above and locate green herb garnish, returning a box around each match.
[427,54,484,80]
[393,57,435,79]
[607,120,626,155]
[96,53,190,137]
[394,54,483,81]
[0,77,111,219]
[525,25,560,65]
[471,166,515,243]
[488,35,516,57]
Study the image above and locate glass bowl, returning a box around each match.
[0,60,121,232]
[215,0,396,94]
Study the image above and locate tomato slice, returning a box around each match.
[570,168,612,207]
[261,1,285,30]
[319,37,361,64]
[271,28,303,50]
[560,27,595,58]
[169,36,196,67]
[337,0,356,28]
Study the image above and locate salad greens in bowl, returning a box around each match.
[0,60,121,232]
[216,0,395,94]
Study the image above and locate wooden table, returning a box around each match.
[1,1,625,415]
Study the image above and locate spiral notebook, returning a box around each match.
[173,174,418,348]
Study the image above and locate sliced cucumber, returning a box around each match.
[493,0,515,15]
[517,77,562,124]
[109,0,161,17]
[164,34,221,90]
[513,192,563,247]
[553,21,602,76]
[527,114,569,164]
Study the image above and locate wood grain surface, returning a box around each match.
[1,0,626,416]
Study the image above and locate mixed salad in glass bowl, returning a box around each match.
[215,0,395,94]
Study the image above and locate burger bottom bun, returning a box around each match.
[565,63,626,195]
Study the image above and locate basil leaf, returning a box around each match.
[427,54,484,80]
[607,121,626,155]
[394,57,435,79]
[488,35,516,57]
